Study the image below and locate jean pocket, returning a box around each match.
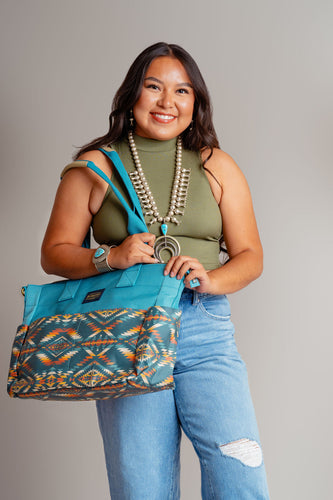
[198,294,231,321]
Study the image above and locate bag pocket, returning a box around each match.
[134,305,181,387]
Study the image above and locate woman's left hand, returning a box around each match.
[163,255,215,294]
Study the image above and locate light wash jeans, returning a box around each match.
[96,289,270,499]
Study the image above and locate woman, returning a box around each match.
[41,42,270,499]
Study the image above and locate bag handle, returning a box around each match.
[84,147,148,235]
[59,264,143,302]
[99,148,145,226]
[61,149,148,238]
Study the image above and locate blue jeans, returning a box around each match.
[96,289,270,499]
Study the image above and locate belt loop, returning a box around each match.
[192,290,199,305]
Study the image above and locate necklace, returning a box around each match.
[128,131,191,262]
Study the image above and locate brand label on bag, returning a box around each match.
[82,289,105,304]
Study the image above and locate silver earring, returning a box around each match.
[189,120,193,131]
[129,110,134,128]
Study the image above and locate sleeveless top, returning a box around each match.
[63,134,222,270]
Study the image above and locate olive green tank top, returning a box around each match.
[65,135,222,270]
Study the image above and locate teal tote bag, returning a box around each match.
[7,148,185,401]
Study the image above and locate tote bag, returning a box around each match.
[7,147,184,401]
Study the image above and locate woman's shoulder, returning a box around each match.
[78,149,112,170]
[62,149,113,182]
[200,147,245,187]
[201,147,237,169]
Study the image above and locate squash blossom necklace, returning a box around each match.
[128,131,191,262]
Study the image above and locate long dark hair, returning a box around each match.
[74,42,219,161]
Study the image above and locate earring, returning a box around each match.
[189,120,193,131]
[129,109,134,128]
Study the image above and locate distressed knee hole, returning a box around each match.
[219,438,263,467]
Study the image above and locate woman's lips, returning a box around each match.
[150,112,176,124]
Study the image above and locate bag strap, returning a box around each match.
[98,147,145,225]
[62,148,148,237]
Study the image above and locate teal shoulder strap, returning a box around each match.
[86,152,148,236]
[98,148,144,221]
[61,149,148,244]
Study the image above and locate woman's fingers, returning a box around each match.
[163,255,215,292]
[163,255,193,278]
[164,255,203,280]
[164,255,189,277]
[139,232,156,247]
[109,233,158,268]
[138,235,156,256]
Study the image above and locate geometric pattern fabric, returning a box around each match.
[8,306,180,400]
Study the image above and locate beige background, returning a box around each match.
[1,1,332,499]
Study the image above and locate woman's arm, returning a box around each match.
[164,148,263,294]
[206,148,263,294]
[41,151,157,279]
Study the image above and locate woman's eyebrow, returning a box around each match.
[144,76,193,88]
[144,77,163,84]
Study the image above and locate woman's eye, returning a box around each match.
[177,88,189,95]
[146,84,160,91]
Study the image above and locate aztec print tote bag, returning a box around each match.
[7,148,185,401]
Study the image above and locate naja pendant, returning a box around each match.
[153,224,200,288]
[154,235,180,263]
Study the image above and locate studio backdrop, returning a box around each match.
[1,1,332,499]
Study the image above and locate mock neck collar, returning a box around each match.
[127,133,177,152]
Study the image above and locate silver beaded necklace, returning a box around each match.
[128,131,191,261]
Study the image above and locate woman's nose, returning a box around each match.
[158,90,174,108]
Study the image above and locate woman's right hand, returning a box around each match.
[108,233,158,269]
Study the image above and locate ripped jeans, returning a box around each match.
[96,289,270,499]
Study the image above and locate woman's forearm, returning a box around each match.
[41,233,157,279]
[207,248,263,295]
[41,243,99,279]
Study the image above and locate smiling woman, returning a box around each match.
[133,57,195,140]
[40,42,270,499]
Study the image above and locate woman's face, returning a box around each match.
[133,56,195,141]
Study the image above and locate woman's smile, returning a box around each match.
[133,56,195,140]
[150,112,177,123]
